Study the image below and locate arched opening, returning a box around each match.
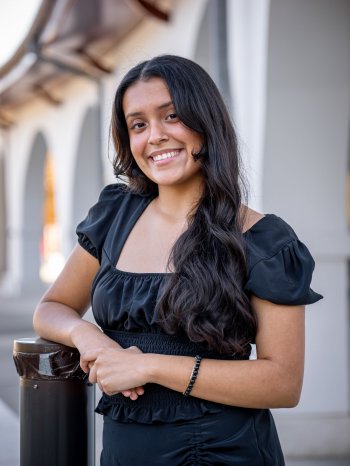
[22,133,46,292]
[0,153,6,278]
[72,107,103,236]
[22,133,64,292]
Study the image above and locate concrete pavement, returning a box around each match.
[0,399,19,466]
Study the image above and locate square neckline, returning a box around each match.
[112,194,273,276]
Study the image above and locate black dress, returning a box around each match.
[76,184,322,466]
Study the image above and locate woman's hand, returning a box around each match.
[71,321,118,372]
[82,345,148,397]
[72,322,145,400]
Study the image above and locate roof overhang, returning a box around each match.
[0,0,171,127]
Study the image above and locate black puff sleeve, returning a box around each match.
[76,183,127,263]
[244,215,323,306]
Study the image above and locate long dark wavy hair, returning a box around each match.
[112,55,257,355]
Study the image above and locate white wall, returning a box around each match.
[263,0,350,456]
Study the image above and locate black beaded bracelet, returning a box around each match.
[183,355,202,397]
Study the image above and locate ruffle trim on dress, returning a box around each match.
[95,395,224,424]
[77,234,98,259]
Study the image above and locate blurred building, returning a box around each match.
[0,0,349,459]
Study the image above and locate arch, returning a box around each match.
[72,106,103,238]
[22,132,47,293]
[0,153,6,278]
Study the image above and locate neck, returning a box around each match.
[155,177,204,221]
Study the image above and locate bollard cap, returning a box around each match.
[13,337,85,381]
[13,337,77,354]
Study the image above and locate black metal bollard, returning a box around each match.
[13,337,95,466]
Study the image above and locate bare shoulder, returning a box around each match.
[240,205,265,233]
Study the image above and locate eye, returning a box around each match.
[166,112,179,121]
[130,121,146,131]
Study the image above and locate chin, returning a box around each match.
[149,174,183,186]
[155,179,181,187]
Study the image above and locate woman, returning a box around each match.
[33,55,322,465]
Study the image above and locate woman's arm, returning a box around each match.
[33,244,144,399]
[33,245,110,351]
[85,296,305,408]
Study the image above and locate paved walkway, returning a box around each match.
[0,400,19,466]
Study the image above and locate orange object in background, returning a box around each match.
[39,155,64,283]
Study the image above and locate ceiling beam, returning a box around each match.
[134,0,170,21]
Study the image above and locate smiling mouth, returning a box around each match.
[151,150,180,162]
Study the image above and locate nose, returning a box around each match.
[148,121,168,145]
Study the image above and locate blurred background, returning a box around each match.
[0,0,349,465]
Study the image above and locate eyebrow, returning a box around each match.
[125,101,174,120]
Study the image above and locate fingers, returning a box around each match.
[129,390,138,401]
[80,349,99,373]
[80,356,91,374]
[121,386,144,399]
[81,346,146,399]
[88,362,98,384]
[87,362,144,399]
[129,386,145,398]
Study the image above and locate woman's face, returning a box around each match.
[122,77,203,188]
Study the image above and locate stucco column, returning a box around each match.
[226,0,271,211]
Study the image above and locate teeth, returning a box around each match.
[153,151,178,161]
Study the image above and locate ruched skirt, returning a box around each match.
[100,406,285,466]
